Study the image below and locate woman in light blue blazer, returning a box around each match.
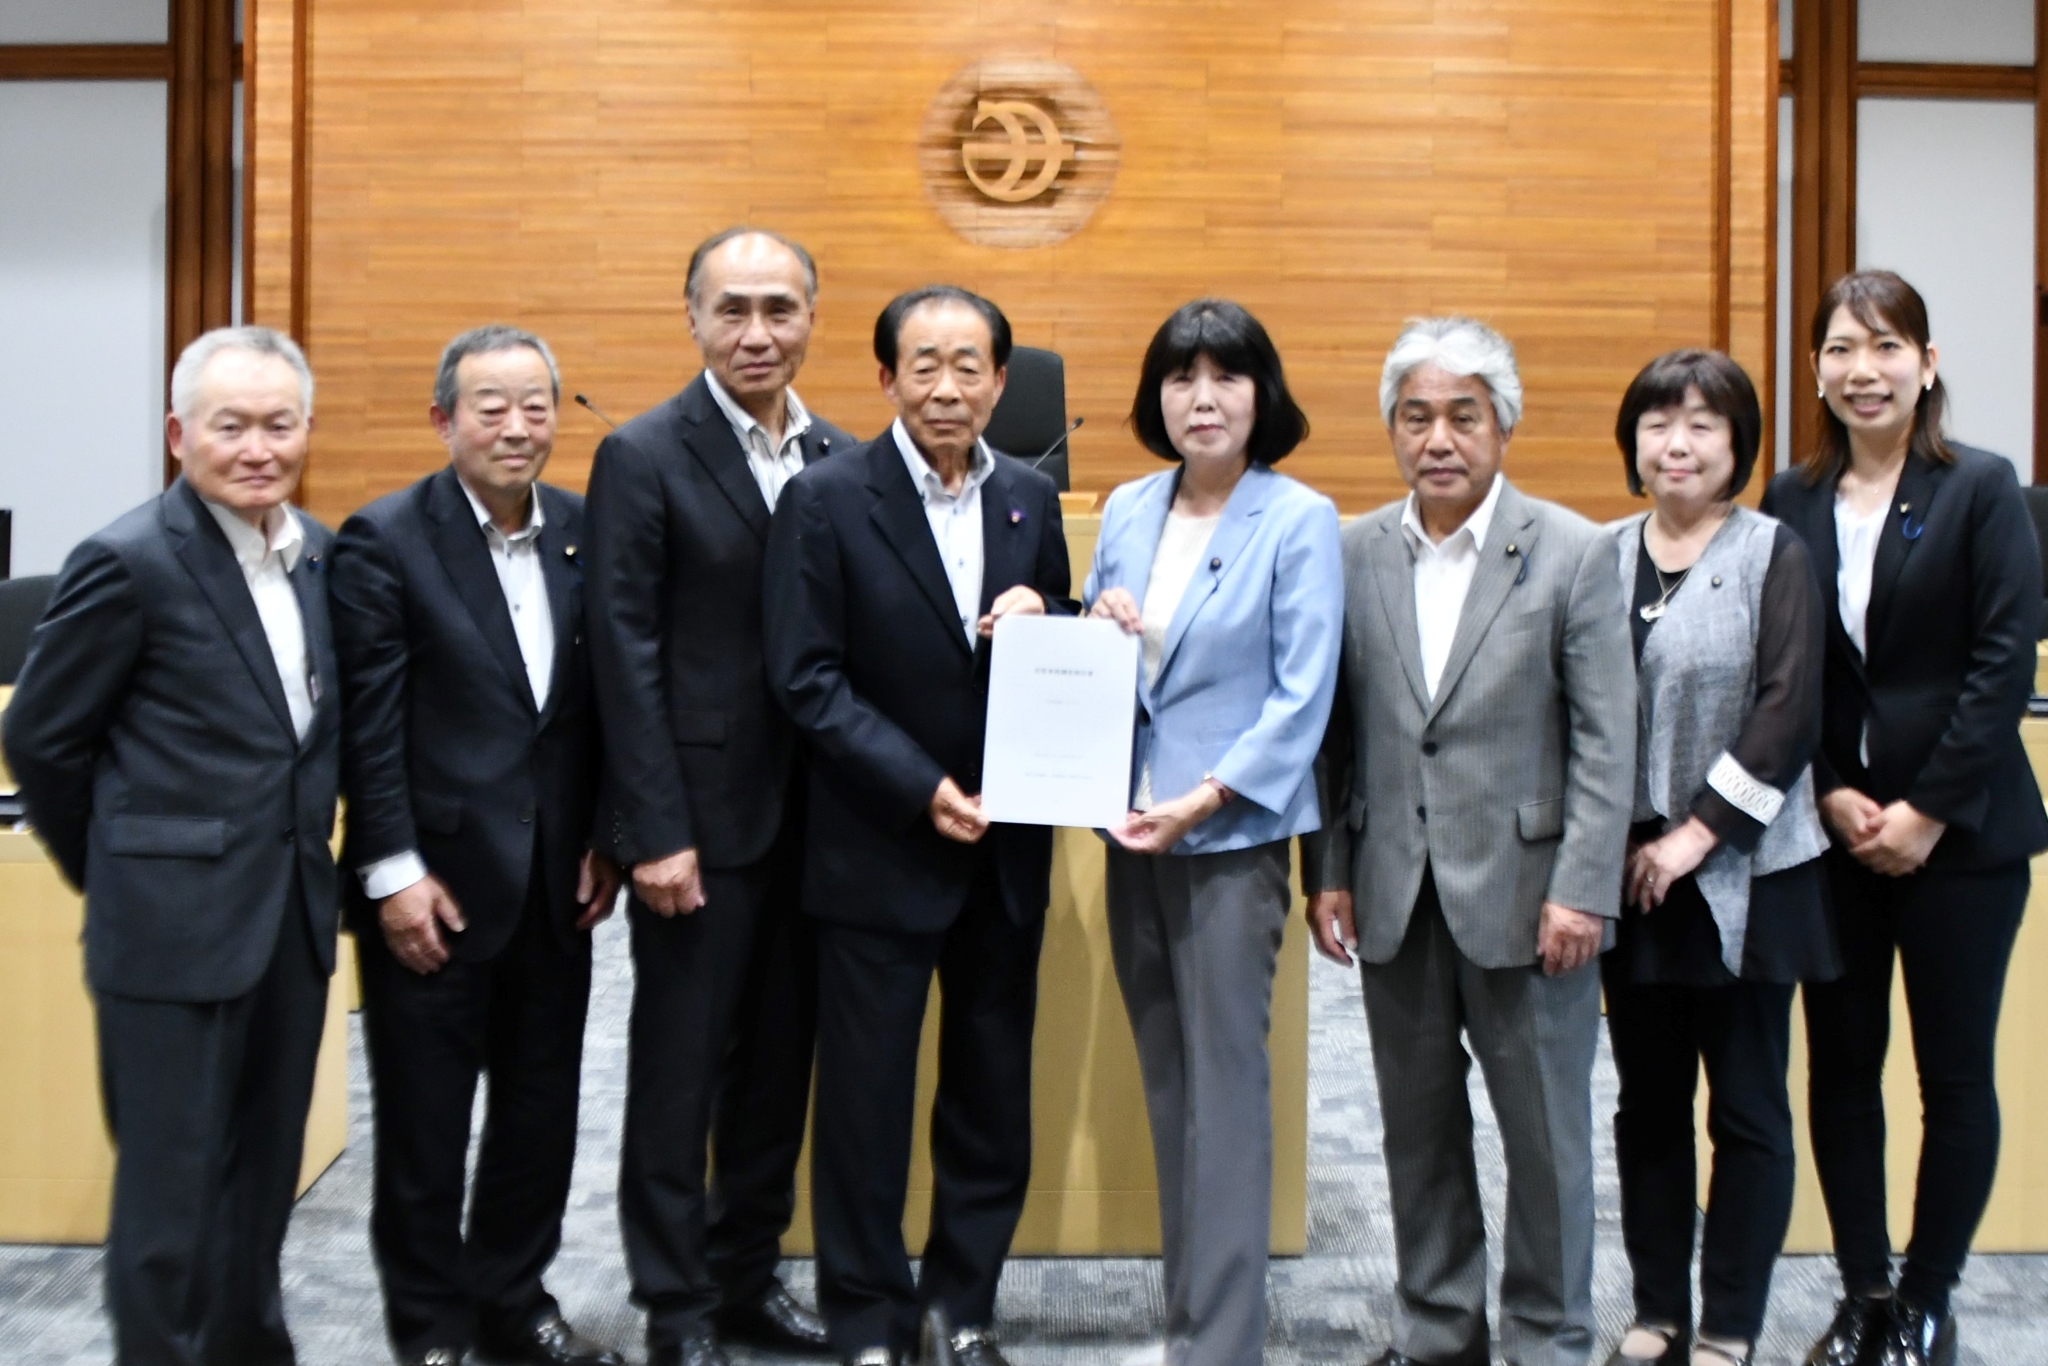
[1085,299,1343,1366]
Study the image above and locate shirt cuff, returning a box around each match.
[1705,752,1785,827]
[359,849,428,901]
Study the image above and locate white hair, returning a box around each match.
[1378,316,1522,433]
[169,326,315,420]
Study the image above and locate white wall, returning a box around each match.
[1856,98,2036,479]
[0,0,166,44]
[1859,0,2032,65]
[0,82,169,576]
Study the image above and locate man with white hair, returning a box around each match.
[1303,318,1636,1366]
[4,326,341,1365]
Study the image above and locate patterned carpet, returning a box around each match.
[3,913,2044,1365]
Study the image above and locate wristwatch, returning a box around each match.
[1202,774,1236,804]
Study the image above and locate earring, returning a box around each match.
[1925,380,1934,392]
[1817,385,1825,400]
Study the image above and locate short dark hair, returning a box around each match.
[684,227,818,309]
[1614,348,1761,499]
[1129,299,1308,466]
[872,285,1012,373]
[1803,269,1953,483]
[433,323,560,414]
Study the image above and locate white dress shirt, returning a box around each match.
[1133,510,1222,807]
[705,369,813,512]
[359,479,555,902]
[1835,493,1887,765]
[893,418,995,645]
[202,499,315,740]
[1401,473,1504,700]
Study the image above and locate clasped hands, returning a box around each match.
[382,848,620,974]
[1821,788,1944,875]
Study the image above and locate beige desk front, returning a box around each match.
[783,513,1312,1256]
[1767,716,2048,1253]
[0,827,353,1244]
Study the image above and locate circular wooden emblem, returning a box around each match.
[919,59,1120,249]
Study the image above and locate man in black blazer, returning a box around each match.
[585,228,854,1366]
[3,327,340,1366]
[329,326,623,1366]
[763,286,1073,1366]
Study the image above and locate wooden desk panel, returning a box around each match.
[0,831,352,1245]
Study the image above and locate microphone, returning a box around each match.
[574,393,618,429]
[1021,416,1083,471]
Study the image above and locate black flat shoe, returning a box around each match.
[1603,1324,1689,1364]
[1877,1300,1956,1366]
[946,1326,1010,1366]
[1805,1294,1892,1366]
[716,1283,831,1353]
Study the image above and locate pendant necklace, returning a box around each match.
[1640,561,1690,622]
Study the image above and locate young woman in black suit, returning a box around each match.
[1760,271,2048,1366]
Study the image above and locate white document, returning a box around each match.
[980,614,1140,828]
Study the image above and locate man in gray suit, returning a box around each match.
[1304,317,1635,1366]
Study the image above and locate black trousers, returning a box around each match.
[1804,851,2028,1312]
[1601,960,1796,1341]
[357,871,592,1358]
[811,865,1044,1359]
[94,888,329,1366]
[620,816,819,1348]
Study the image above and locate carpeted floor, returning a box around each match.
[3,913,2043,1365]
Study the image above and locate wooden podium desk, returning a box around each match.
[0,813,352,1244]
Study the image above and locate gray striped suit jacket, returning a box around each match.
[1304,478,1636,969]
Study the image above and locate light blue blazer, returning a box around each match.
[1084,463,1344,854]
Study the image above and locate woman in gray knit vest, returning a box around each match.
[1600,350,1839,1366]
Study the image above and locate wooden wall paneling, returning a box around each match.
[0,46,168,81]
[1788,0,1855,470]
[1858,62,2036,101]
[165,0,239,482]
[282,0,1756,527]
[2038,0,2047,485]
[1727,0,1777,480]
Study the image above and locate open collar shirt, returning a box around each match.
[892,417,995,646]
[1400,472,1504,701]
[705,369,813,513]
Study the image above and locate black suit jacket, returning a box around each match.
[763,433,1074,934]
[1762,443,2048,870]
[584,375,854,871]
[2,478,341,1002]
[329,468,604,960]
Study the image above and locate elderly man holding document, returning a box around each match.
[763,284,1073,1366]
[1082,299,1343,1366]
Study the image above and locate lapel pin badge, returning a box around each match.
[1009,508,1024,525]
[1898,502,1925,541]
[565,543,578,558]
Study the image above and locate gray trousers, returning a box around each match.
[1359,872,1601,1366]
[1106,841,1291,1366]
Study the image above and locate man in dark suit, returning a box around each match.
[3,327,340,1366]
[329,325,623,1366]
[763,286,1073,1366]
[585,228,853,1366]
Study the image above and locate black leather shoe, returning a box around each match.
[403,1350,465,1366]
[946,1326,1010,1366]
[844,1351,898,1366]
[648,1335,732,1366]
[716,1283,831,1353]
[1877,1300,1956,1366]
[919,1305,957,1366]
[1805,1294,1892,1366]
[479,1313,622,1366]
